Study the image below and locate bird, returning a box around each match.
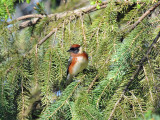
[67,44,88,81]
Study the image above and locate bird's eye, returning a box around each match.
[70,48,75,51]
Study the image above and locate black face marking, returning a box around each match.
[69,47,79,53]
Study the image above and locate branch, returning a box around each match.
[16,14,44,21]
[123,31,160,92]
[127,1,160,32]
[6,1,160,71]
[108,31,160,120]
[122,1,160,37]
[3,1,109,73]
[9,1,160,30]
[8,1,108,29]
[28,1,158,53]
[28,2,109,51]
[19,18,40,29]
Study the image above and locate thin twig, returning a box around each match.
[108,94,124,120]
[87,75,98,93]
[80,14,87,51]
[4,3,11,18]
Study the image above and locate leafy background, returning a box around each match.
[0,0,160,120]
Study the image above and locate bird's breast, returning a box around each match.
[72,56,88,75]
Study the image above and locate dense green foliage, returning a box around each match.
[0,0,160,120]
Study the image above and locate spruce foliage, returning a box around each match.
[0,0,160,119]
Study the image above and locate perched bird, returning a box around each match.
[67,44,88,81]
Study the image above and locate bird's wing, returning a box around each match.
[67,56,72,76]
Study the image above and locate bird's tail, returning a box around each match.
[66,74,73,84]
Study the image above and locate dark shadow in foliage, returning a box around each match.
[116,3,136,42]
[116,3,136,23]
[31,100,43,120]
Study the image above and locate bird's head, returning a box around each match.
[67,44,83,54]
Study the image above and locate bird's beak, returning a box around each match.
[67,49,71,52]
